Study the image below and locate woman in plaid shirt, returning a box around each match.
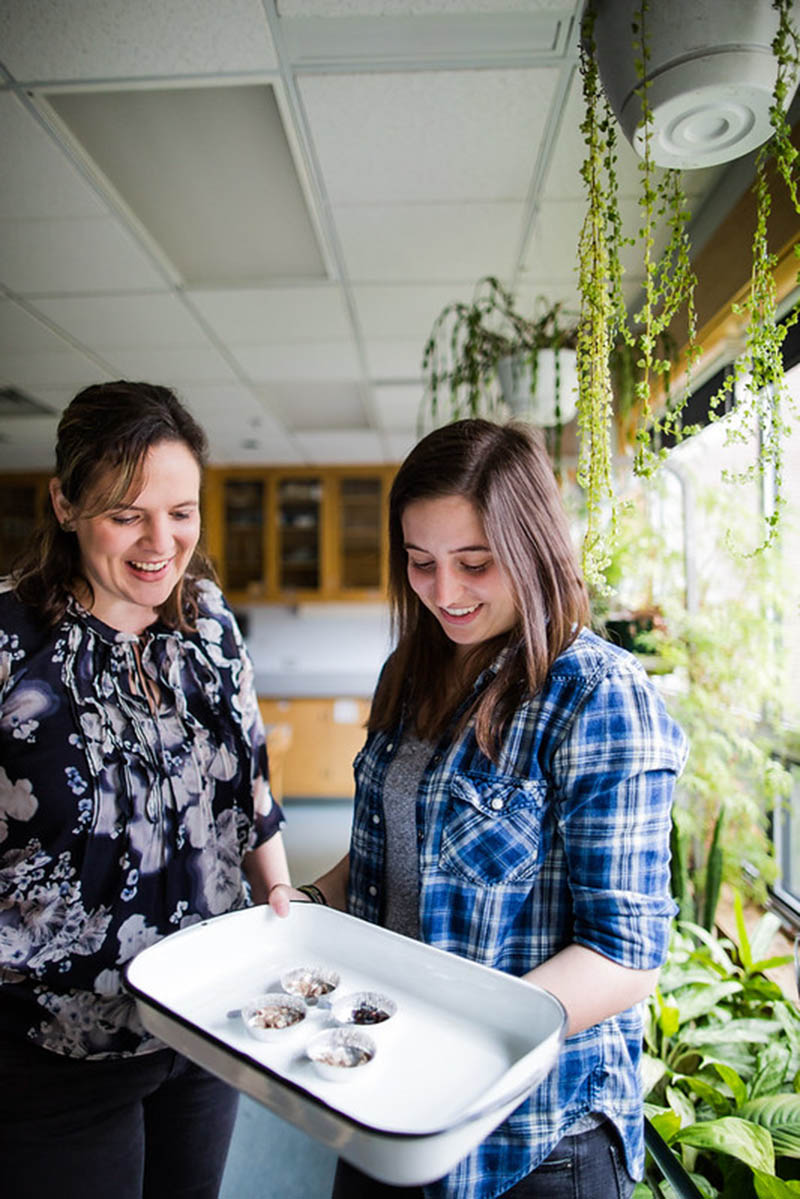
[284,419,687,1199]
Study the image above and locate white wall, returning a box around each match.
[239,602,392,695]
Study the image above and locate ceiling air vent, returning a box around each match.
[0,387,54,416]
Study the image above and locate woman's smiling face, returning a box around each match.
[51,439,201,634]
[402,494,518,654]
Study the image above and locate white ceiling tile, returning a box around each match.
[0,414,61,470]
[336,202,525,282]
[353,282,480,339]
[178,381,274,424]
[31,294,212,350]
[372,382,425,431]
[293,429,386,463]
[0,0,278,81]
[254,382,368,430]
[0,216,167,293]
[0,299,74,354]
[365,339,426,380]
[383,430,418,462]
[279,2,568,18]
[202,428,302,466]
[188,287,351,344]
[231,341,362,382]
[0,93,108,221]
[2,348,113,390]
[102,346,239,384]
[300,68,558,203]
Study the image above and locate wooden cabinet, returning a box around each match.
[259,697,370,800]
[206,465,394,604]
[0,473,50,575]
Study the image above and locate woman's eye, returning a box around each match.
[462,561,489,574]
[110,514,137,525]
[171,511,193,521]
[409,559,434,572]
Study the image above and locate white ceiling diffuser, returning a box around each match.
[593,0,800,169]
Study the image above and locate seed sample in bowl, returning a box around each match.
[281,964,340,1004]
[332,990,397,1028]
[307,1027,377,1082]
[242,993,307,1042]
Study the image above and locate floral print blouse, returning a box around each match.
[0,578,282,1059]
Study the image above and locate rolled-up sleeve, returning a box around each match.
[551,665,688,969]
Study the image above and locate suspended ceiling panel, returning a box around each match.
[0,0,278,79]
[47,85,326,286]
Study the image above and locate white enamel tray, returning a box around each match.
[124,903,566,1186]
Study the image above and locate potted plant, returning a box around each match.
[639,903,800,1199]
[576,0,800,580]
[420,276,579,433]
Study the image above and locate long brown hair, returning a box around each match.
[12,380,217,629]
[370,419,590,760]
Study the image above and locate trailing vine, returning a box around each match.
[707,0,800,555]
[576,4,628,589]
[628,0,700,477]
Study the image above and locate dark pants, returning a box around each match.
[332,1120,634,1199]
[0,1034,239,1199]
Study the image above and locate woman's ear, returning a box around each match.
[49,478,74,530]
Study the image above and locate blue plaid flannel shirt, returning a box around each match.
[347,627,688,1199]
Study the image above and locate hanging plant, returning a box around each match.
[419,276,579,474]
[575,3,630,589]
[627,0,701,477]
[705,0,800,555]
[577,0,799,574]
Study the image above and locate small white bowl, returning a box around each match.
[331,990,398,1031]
[280,964,341,1006]
[307,1027,377,1082]
[242,992,308,1042]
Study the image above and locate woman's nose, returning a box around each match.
[140,514,172,554]
[431,566,462,608]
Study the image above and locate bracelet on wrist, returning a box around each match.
[297,883,328,906]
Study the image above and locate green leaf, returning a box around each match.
[642,1052,669,1098]
[740,1094,800,1158]
[684,1076,732,1116]
[651,1109,683,1143]
[681,1019,781,1046]
[675,1116,775,1174]
[711,1061,748,1108]
[734,892,754,974]
[749,912,785,964]
[671,982,742,1023]
[659,999,681,1038]
[751,955,793,974]
[751,1042,794,1100]
[666,1083,697,1127]
[753,1172,800,1198]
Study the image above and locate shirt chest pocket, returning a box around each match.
[438,773,550,887]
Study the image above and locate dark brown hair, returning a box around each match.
[12,380,216,629]
[370,418,590,760]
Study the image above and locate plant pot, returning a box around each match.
[593,0,797,168]
[496,348,578,426]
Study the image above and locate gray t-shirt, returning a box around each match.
[381,733,433,940]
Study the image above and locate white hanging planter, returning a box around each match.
[496,348,578,426]
[593,0,799,169]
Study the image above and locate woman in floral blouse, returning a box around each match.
[0,381,290,1199]
[278,419,687,1199]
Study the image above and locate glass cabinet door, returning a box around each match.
[223,479,265,593]
[277,476,322,592]
[0,481,44,575]
[338,476,382,590]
